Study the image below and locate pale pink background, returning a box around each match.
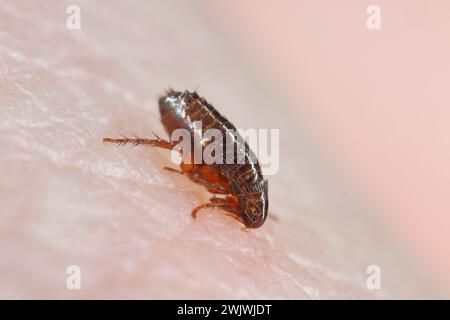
[213,0,450,294]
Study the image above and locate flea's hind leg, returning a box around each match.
[103,132,177,150]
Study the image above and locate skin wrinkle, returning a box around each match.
[0,0,436,299]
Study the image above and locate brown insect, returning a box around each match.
[103,90,268,228]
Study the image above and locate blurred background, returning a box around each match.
[212,0,450,295]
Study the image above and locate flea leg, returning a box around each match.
[192,196,236,219]
[191,202,222,219]
[163,166,183,174]
[103,132,177,150]
[191,196,243,226]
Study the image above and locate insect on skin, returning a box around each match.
[103,89,269,229]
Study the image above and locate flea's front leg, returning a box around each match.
[191,196,243,224]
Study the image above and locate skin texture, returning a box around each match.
[0,1,437,298]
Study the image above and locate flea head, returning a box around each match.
[238,180,269,228]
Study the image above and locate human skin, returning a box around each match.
[0,0,436,298]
